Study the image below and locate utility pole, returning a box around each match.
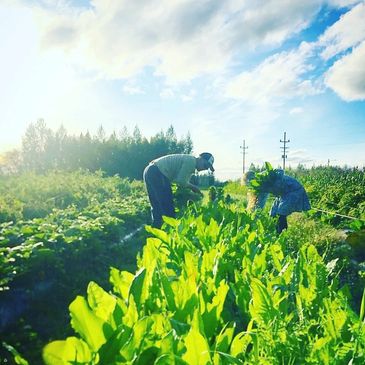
[240,139,248,174]
[280,132,290,171]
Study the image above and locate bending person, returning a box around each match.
[244,164,311,234]
[143,153,215,228]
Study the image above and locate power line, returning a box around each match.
[312,208,364,222]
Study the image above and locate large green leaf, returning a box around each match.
[206,218,220,243]
[214,322,235,353]
[201,280,229,339]
[87,281,116,324]
[145,225,170,243]
[129,268,146,307]
[264,161,273,171]
[98,326,132,365]
[122,295,138,328]
[69,296,111,351]
[230,329,252,358]
[183,251,199,282]
[135,347,160,365]
[270,244,284,272]
[162,216,180,228]
[322,298,347,340]
[182,327,211,365]
[120,317,154,361]
[159,330,175,354]
[109,267,134,301]
[249,278,277,326]
[201,248,220,280]
[360,288,365,322]
[140,238,162,269]
[42,337,92,365]
[160,272,177,311]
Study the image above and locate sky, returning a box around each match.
[0,0,365,180]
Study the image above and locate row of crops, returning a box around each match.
[0,170,145,223]
[290,166,365,229]
[41,201,365,364]
[0,192,148,291]
[0,171,150,364]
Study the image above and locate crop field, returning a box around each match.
[3,1,365,363]
[1,168,365,364]
[0,171,150,364]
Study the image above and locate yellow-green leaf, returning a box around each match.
[69,296,109,351]
[182,327,211,365]
[42,337,92,365]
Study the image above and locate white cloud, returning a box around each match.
[325,0,362,8]
[289,107,304,114]
[288,149,314,164]
[318,2,365,60]
[160,88,175,99]
[226,0,321,48]
[123,83,144,95]
[181,89,196,102]
[25,0,326,83]
[225,42,320,104]
[325,40,365,101]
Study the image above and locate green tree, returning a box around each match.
[21,119,52,172]
[16,122,194,180]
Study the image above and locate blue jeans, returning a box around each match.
[143,164,175,228]
[277,215,288,234]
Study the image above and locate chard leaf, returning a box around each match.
[110,267,134,301]
[87,281,116,324]
[42,337,92,365]
[69,296,111,351]
[129,268,146,307]
[182,327,211,365]
[249,278,277,326]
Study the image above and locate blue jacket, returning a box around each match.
[257,169,311,216]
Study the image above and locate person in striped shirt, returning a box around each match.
[143,153,215,228]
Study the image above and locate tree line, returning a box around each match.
[0,119,193,180]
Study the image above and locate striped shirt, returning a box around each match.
[153,154,196,186]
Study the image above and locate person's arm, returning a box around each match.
[186,182,203,196]
[174,157,204,195]
[247,190,269,211]
[256,192,269,209]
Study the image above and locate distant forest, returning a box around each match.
[0,119,193,179]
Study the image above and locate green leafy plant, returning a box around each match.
[41,202,365,364]
[246,162,276,193]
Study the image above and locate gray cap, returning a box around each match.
[199,152,215,172]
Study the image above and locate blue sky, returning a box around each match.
[1,0,364,179]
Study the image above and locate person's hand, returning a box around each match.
[191,186,203,196]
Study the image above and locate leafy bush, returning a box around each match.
[0,170,136,223]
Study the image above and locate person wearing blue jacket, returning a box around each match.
[244,166,311,233]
